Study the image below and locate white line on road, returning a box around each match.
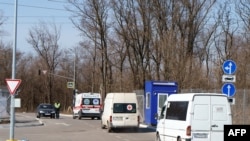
[55,122,70,126]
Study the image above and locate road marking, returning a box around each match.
[55,122,70,126]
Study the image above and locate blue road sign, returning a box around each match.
[221,83,236,97]
[222,60,237,74]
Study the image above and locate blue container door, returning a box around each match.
[151,93,168,125]
[157,93,168,116]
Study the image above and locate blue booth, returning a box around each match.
[144,80,178,126]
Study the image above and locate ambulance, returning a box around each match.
[101,92,140,132]
[73,92,102,120]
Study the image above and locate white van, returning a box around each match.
[156,93,232,141]
[101,92,140,132]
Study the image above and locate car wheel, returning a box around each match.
[51,114,55,119]
[37,114,40,118]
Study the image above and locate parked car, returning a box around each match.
[36,103,56,118]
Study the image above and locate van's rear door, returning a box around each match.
[192,95,231,141]
[112,103,139,127]
[210,96,232,141]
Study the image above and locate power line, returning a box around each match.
[3,16,69,18]
[48,0,69,3]
[0,2,66,11]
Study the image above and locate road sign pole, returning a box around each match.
[8,0,18,141]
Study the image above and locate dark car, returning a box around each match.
[36,103,56,118]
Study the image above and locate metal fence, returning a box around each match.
[134,90,145,123]
[0,88,10,119]
[135,89,250,125]
[181,89,250,124]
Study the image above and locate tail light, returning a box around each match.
[186,125,191,136]
[109,116,112,123]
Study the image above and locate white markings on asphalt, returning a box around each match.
[55,122,70,126]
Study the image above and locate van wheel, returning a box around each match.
[101,121,105,129]
[107,122,112,133]
[78,112,82,120]
[177,137,181,141]
[72,112,76,119]
[155,133,161,141]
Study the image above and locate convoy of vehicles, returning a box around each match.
[101,92,140,132]
[72,92,102,120]
[155,93,232,141]
[34,91,234,140]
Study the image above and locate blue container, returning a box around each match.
[144,80,178,126]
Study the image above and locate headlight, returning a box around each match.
[39,110,45,113]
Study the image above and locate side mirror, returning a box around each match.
[228,97,235,105]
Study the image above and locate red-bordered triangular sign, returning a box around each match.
[5,79,22,95]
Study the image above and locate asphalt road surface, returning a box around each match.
[0,112,156,141]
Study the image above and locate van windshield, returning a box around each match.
[82,98,100,105]
[113,103,136,113]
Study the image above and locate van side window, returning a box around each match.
[165,101,188,121]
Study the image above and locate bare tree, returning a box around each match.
[0,11,7,36]
[27,22,62,103]
[155,0,217,89]
[67,0,110,98]
[234,0,250,89]
[0,42,13,85]
[111,0,152,89]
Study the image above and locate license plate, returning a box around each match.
[113,116,123,121]
[193,133,208,138]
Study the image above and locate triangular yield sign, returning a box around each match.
[5,79,22,95]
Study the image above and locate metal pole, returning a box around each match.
[9,0,18,140]
[73,56,76,90]
[243,89,246,124]
[72,56,76,108]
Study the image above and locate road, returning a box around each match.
[0,113,156,141]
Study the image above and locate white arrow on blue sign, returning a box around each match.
[221,83,236,97]
[222,60,237,75]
